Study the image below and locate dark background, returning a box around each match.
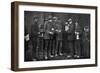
[24,11,90,61]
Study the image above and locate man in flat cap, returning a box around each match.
[43,15,54,59]
[53,17,63,56]
[30,16,39,61]
[74,21,82,58]
[66,18,75,58]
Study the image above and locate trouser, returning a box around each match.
[55,40,62,55]
[51,39,56,56]
[67,40,74,57]
[32,37,41,60]
[24,41,33,61]
[32,40,37,60]
[36,37,44,60]
[40,37,44,59]
[74,40,81,57]
[43,39,49,59]
[81,40,90,58]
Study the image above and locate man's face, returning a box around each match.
[69,21,72,24]
[48,19,52,22]
[53,17,57,22]
[65,22,68,25]
[84,26,89,32]
[68,18,72,24]
[75,22,78,26]
[34,18,38,22]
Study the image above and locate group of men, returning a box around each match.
[30,15,63,60]
[25,15,90,61]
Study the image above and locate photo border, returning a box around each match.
[11,1,98,71]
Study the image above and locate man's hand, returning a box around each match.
[25,34,29,41]
[65,26,69,32]
[56,29,61,32]
[49,31,54,35]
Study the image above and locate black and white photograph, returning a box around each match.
[24,11,90,61]
[11,1,97,71]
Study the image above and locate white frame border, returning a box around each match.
[18,5,96,68]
